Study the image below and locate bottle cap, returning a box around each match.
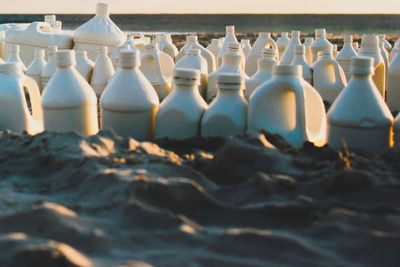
[344,35,353,43]
[217,73,243,89]
[315,28,327,38]
[259,32,270,38]
[360,35,379,53]
[226,25,235,32]
[35,48,45,58]
[119,50,140,68]
[291,31,300,37]
[96,3,109,16]
[44,15,56,24]
[0,63,21,75]
[294,45,305,54]
[187,35,198,43]
[98,46,108,54]
[173,68,200,85]
[273,65,302,76]
[48,46,58,56]
[55,50,76,67]
[350,56,374,75]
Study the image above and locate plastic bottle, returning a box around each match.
[26,48,47,92]
[379,34,392,53]
[276,32,290,59]
[101,50,159,140]
[75,51,94,82]
[140,43,174,101]
[90,46,115,96]
[206,39,221,60]
[291,45,312,84]
[279,30,301,65]
[217,26,239,67]
[313,50,347,103]
[42,50,98,135]
[7,44,26,73]
[0,62,43,134]
[386,52,400,111]
[157,33,178,61]
[358,35,386,98]
[207,43,249,101]
[248,65,327,147]
[174,48,208,97]
[176,35,216,73]
[245,48,277,99]
[201,73,247,137]
[327,56,393,155]
[310,29,333,64]
[154,68,207,139]
[241,39,252,57]
[337,35,358,80]
[303,37,314,66]
[41,46,57,89]
[110,45,132,70]
[245,32,277,76]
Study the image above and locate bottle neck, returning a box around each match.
[222,53,242,68]
[174,83,198,92]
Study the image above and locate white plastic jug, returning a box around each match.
[156,33,178,61]
[26,48,46,92]
[202,73,247,137]
[90,46,115,96]
[217,26,239,67]
[327,56,393,155]
[176,35,216,73]
[279,30,301,65]
[276,32,290,59]
[73,3,126,61]
[174,48,208,97]
[7,44,26,73]
[379,34,392,53]
[110,45,132,70]
[241,39,252,57]
[41,46,57,89]
[291,45,312,84]
[206,39,221,60]
[0,63,43,134]
[207,43,249,101]
[303,37,314,66]
[248,65,327,147]
[75,50,94,82]
[42,50,98,136]
[140,43,174,101]
[337,35,358,80]
[310,29,332,64]
[312,50,347,103]
[358,35,386,98]
[101,50,159,140]
[386,52,400,111]
[245,32,277,76]
[245,48,277,99]
[155,68,207,139]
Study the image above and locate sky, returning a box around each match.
[1,0,400,14]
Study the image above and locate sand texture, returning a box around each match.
[0,129,398,266]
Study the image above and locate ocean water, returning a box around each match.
[1,14,400,34]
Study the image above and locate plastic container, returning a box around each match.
[42,50,98,136]
[241,39,252,57]
[0,63,43,134]
[6,44,26,73]
[75,50,94,82]
[207,43,249,101]
[41,46,57,89]
[291,45,312,84]
[156,33,178,61]
[4,21,73,66]
[279,30,301,65]
[358,35,386,98]
[276,32,290,60]
[337,35,358,80]
[245,32,277,76]
[73,3,126,61]
[380,42,390,81]
[90,46,115,96]
[386,52,400,111]
[310,29,332,64]
[303,37,314,66]
[110,45,132,70]
[217,26,239,67]
[248,65,327,147]
[100,50,159,140]
[154,68,207,139]
[140,43,174,101]
[327,56,393,155]
[26,48,47,92]
[201,73,247,137]
[245,48,277,99]
[379,34,392,53]
[176,35,216,73]
[312,50,347,103]
[206,39,221,60]
[174,48,208,97]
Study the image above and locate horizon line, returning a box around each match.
[1,12,400,15]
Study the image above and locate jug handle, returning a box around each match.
[266,39,277,50]
[24,76,43,122]
[152,52,166,79]
[25,22,52,35]
[331,59,347,86]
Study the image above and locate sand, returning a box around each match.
[0,128,398,266]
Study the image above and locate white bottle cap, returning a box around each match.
[227,43,241,52]
[10,44,19,54]
[48,46,58,55]
[96,2,109,16]
[76,50,88,59]
[119,50,140,68]
[291,31,300,37]
[187,35,198,43]
[35,48,45,58]
[350,56,374,75]
[217,73,243,89]
[44,15,56,23]
[273,65,302,77]
[0,63,21,75]
[262,48,277,57]
[173,68,200,85]
[294,45,305,54]
[98,46,108,54]
[259,32,270,38]
[281,32,288,37]
[226,26,235,32]
[361,34,379,48]
[315,28,327,38]
[344,35,353,43]
[186,48,201,55]
[56,50,76,67]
